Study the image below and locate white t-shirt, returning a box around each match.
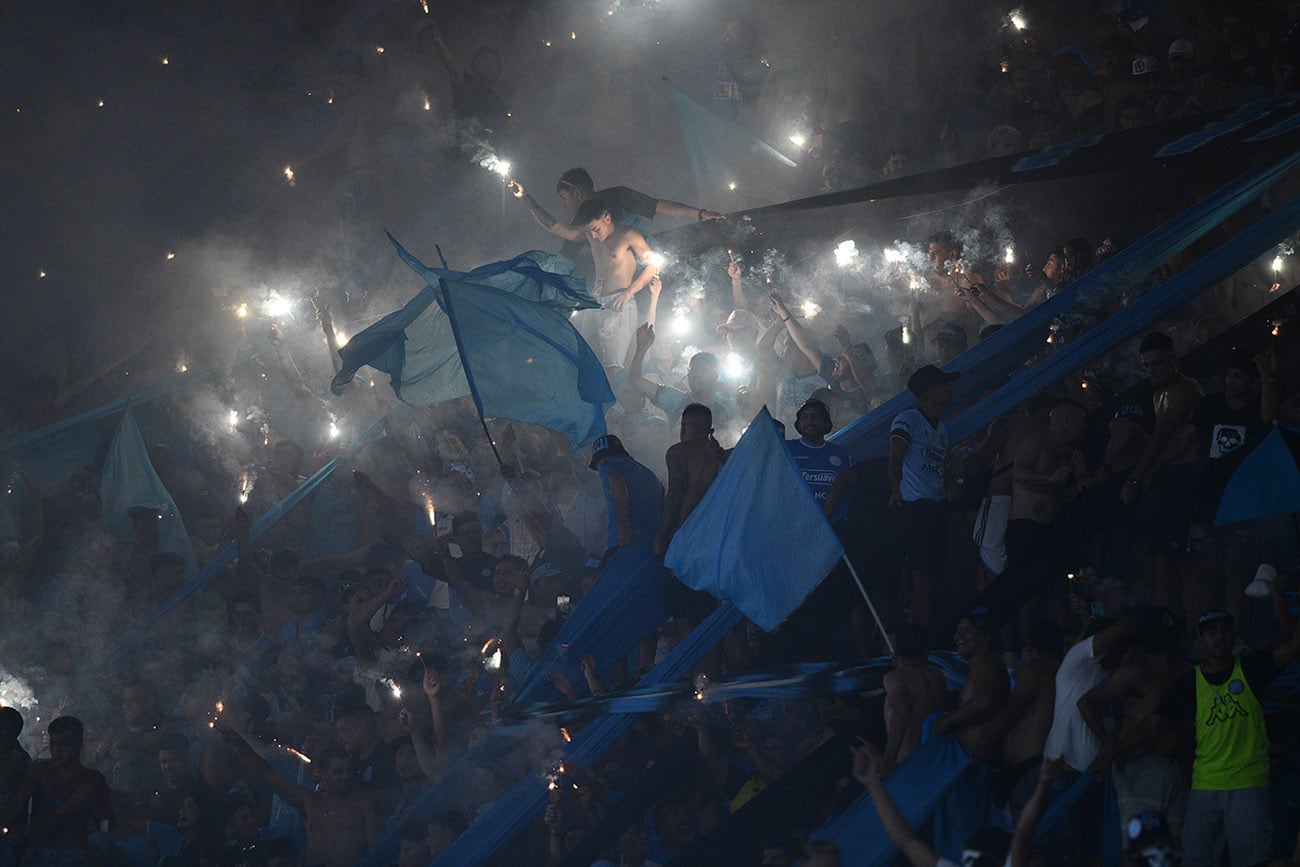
[1042,635,1106,772]
[890,408,948,502]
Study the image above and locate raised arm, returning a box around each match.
[627,323,662,403]
[219,726,310,809]
[429,28,466,86]
[1009,758,1066,867]
[769,293,825,371]
[508,181,583,241]
[832,324,874,392]
[851,740,938,867]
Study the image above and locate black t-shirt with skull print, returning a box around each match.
[1189,393,1265,461]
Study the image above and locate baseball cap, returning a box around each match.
[588,434,630,469]
[1132,55,1159,77]
[906,364,960,397]
[715,309,761,336]
[1196,610,1233,632]
[1168,39,1194,60]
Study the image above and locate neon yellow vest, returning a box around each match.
[1192,656,1270,790]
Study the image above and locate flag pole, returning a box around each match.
[841,554,895,656]
[435,245,506,470]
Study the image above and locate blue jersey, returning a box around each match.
[598,456,665,550]
[786,438,852,523]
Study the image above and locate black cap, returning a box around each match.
[907,364,960,397]
[588,434,630,470]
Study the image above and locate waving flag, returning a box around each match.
[665,408,843,630]
[333,238,613,450]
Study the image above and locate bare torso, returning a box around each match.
[883,662,949,766]
[303,790,377,867]
[1001,655,1059,764]
[589,226,641,299]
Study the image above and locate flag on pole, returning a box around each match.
[332,238,614,450]
[665,408,843,631]
[100,409,198,578]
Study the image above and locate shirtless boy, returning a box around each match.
[1006,400,1089,564]
[655,403,726,558]
[1,716,108,865]
[220,726,381,867]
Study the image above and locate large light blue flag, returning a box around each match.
[100,410,198,578]
[333,239,614,450]
[665,407,843,631]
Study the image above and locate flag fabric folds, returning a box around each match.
[332,239,613,450]
[665,407,844,631]
[100,410,198,578]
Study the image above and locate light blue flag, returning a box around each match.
[332,239,614,450]
[100,410,198,578]
[665,407,843,631]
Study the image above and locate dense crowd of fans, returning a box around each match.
[5,1,1300,866]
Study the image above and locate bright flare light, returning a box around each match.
[328,420,341,440]
[375,45,385,54]
[1273,256,1284,273]
[723,352,750,382]
[801,300,822,319]
[238,471,256,504]
[1009,10,1028,30]
[670,312,692,338]
[420,0,429,12]
[333,328,349,347]
[727,181,737,191]
[901,326,912,345]
[283,165,295,185]
[645,251,666,269]
[883,247,906,264]
[166,251,176,260]
[1004,245,1016,264]
[228,409,240,428]
[261,293,292,318]
[423,94,431,111]
[788,132,807,148]
[834,240,859,268]
[234,302,249,318]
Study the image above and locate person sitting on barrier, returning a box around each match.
[881,623,949,774]
[930,608,1009,756]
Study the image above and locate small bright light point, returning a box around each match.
[176,359,188,373]
[421,0,429,12]
[834,239,859,267]
[228,410,240,428]
[1272,255,1284,272]
[801,300,822,319]
[727,181,737,190]
[334,329,349,347]
[283,165,295,184]
[161,56,170,66]
[645,251,666,269]
[788,132,807,148]
[166,251,176,260]
[96,99,105,108]
[497,160,511,176]
[901,326,912,345]
[571,31,577,39]
[883,246,906,264]
[423,94,431,111]
[234,302,249,318]
[544,39,552,47]
[328,420,341,440]
[375,45,385,54]
[1004,245,1015,264]
[327,93,334,105]
[1009,10,1027,30]
[670,312,692,338]
[38,270,46,279]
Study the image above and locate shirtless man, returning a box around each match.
[1079,607,1189,841]
[655,404,726,557]
[1117,332,1202,505]
[931,608,1011,755]
[557,198,659,364]
[1,716,108,864]
[917,231,986,342]
[965,395,1052,579]
[880,624,949,774]
[220,727,381,867]
[1005,400,1089,565]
